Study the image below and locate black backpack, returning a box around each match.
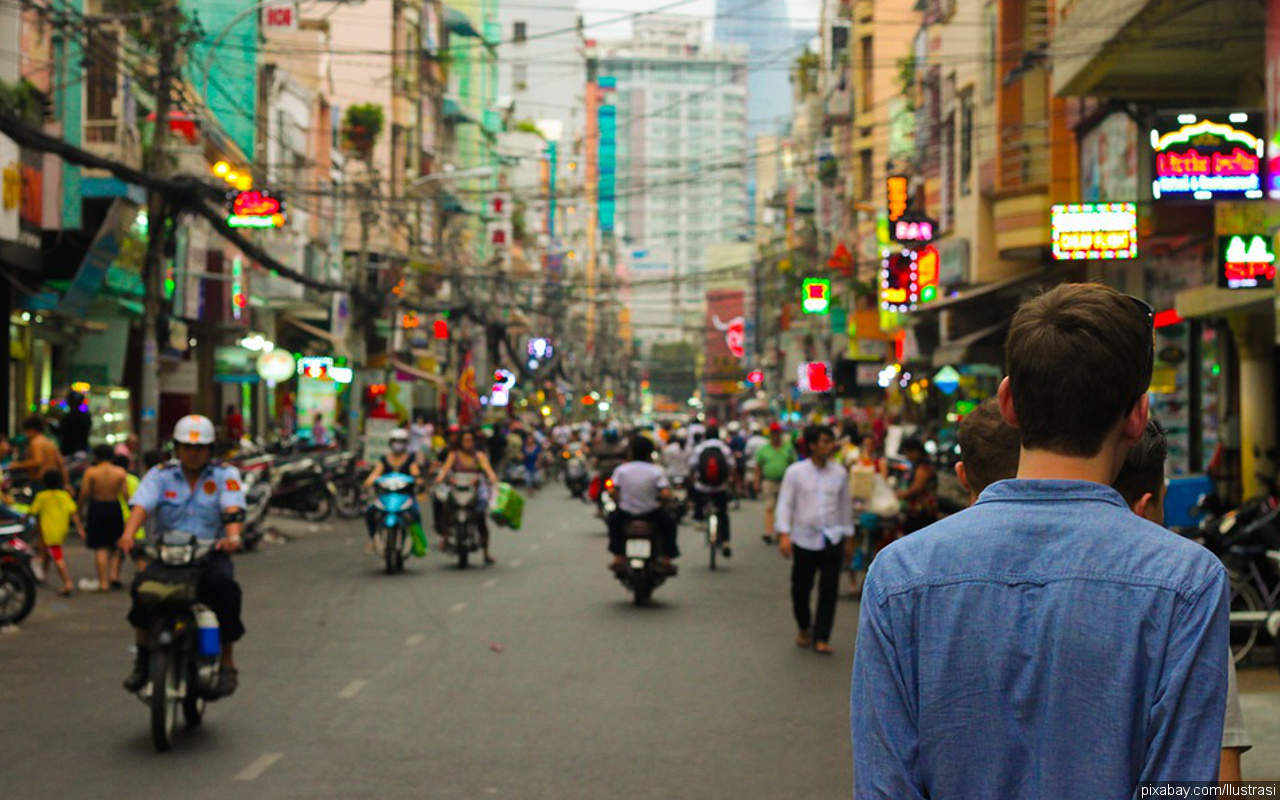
[697,445,729,487]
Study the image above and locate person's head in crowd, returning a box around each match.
[859,434,878,459]
[92,444,114,464]
[956,398,1021,503]
[803,424,836,465]
[705,424,720,441]
[899,437,928,465]
[112,454,131,472]
[842,420,860,443]
[1111,419,1168,525]
[42,469,63,491]
[999,283,1152,482]
[22,415,45,435]
[628,435,656,463]
[769,421,784,445]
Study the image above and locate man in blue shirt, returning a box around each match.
[851,284,1229,798]
[119,415,246,697]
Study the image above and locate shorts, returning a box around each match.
[761,479,782,512]
[45,544,64,561]
[85,500,123,550]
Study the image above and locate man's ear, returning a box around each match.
[1132,491,1154,521]
[1122,393,1149,445]
[997,377,1018,428]
[956,461,971,493]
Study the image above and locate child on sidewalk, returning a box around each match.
[29,469,84,596]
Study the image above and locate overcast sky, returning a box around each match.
[580,0,822,42]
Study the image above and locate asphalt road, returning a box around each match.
[1,489,861,799]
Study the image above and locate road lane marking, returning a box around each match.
[449,602,467,614]
[482,578,497,588]
[337,679,368,699]
[235,753,283,782]
[405,634,424,646]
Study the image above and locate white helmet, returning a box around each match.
[727,420,742,433]
[389,428,410,442]
[173,414,216,445]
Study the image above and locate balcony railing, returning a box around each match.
[83,117,142,169]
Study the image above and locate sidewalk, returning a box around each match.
[1240,665,1280,779]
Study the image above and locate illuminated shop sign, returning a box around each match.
[879,245,939,312]
[1150,112,1265,201]
[226,189,286,228]
[797,361,832,393]
[886,175,909,222]
[891,214,936,244]
[801,278,831,314]
[1050,203,1137,260]
[1218,234,1276,289]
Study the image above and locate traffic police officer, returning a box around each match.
[119,415,246,697]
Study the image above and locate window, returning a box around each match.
[859,148,873,201]
[859,37,873,112]
[960,93,973,196]
[942,111,955,230]
[981,2,995,103]
[513,21,526,43]
[513,63,527,89]
[85,26,119,125]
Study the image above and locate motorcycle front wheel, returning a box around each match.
[385,526,403,574]
[457,522,470,569]
[182,660,205,728]
[0,563,36,625]
[150,647,179,752]
[334,482,364,519]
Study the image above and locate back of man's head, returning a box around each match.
[955,398,1020,500]
[705,425,720,440]
[1005,283,1152,457]
[1111,419,1168,524]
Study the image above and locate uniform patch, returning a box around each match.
[164,490,178,499]
[226,479,240,492]
[203,480,217,495]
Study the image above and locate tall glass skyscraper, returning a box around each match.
[713,0,803,138]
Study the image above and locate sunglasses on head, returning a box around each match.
[1125,294,1155,408]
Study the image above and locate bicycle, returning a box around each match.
[700,492,730,570]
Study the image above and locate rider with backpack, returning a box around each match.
[688,423,735,558]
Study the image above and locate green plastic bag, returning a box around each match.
[489,482,525,530]
[409,522,428,557]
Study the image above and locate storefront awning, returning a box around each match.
[1174,285,1275,320]
[913,267,1054,315]
[931,320,1010,368]
[444,7,482,39]
[442,97,480,127]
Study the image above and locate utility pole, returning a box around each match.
[139,1,177,452]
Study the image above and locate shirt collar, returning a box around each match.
[975,478,1129,509]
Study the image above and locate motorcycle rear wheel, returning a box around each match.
[707,514,719,571]
[385,526,403,574]
[0,564,36,625]
[334,482,363,519]
[150,648,179,752]
[303,493,333,522]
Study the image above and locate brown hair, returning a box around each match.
[1005,283,1152,456]
[956,398,1020,495]
[1112,419,1167,508]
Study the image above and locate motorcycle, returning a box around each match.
[601,477,618,516]
[613,517,674,605]
[267,455,334,521]
[667,475,690,526]
[564,447,589,500]
[238,463,272,552]
[372,472,418,574]
[132,532,225,752]
[321,451,366,519]
[0,507,37,625]
[440,473,483,568]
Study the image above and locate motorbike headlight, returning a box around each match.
[159,544,193,566]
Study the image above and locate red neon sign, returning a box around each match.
[232,190,281,217]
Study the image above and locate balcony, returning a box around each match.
[83,116,143,171]
[1052,0,1265,99]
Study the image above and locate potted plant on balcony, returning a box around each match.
[342,103,385,160]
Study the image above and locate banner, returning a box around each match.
[705,289,745,397]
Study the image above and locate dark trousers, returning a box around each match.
[791,542,843,643]
[607,508,679,558]
[128,552,245,644]
[691,489,731,542]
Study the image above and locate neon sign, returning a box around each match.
[797,362,832,393]
[1150,112,1265,201]
[1051,203,1137,260]
[891,214,935,244]
[801,278,831,314]
[880,245,940,312]
[1218,235,1276,289]
[226,189,287,228]
[886,175,908,222]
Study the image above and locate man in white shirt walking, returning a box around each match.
[776,424,852,655]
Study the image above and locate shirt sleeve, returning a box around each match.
[129,469,164,511]
[1222,648,1252,752]
[217,466,247,510]
[851,576,926,800]
[1140,566,1230,783]
[775,467,795,534]
[833,466,854,538]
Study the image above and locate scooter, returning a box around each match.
[266,455,334,521]
[0,506,37,625]
[564,447,589,500]
[613,517,674,605]
[439,473,483,569]
[372,472,421,574]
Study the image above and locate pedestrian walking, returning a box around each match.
[28,470,83,596]
[9,415,70,492]
[224,404,245,442]
[753,422,795,544]
[775,424,851,655]
[56,390,91,456]
[79,444,128,592]
[851,283,1230,796]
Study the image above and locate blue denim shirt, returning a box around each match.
[851,480,1228,799]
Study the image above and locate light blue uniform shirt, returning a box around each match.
[129,461,246,542]
[851,479,1229,799]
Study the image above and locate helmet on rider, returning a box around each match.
[173,414,216,446]
[389,428,410,454]
[727,420,742,434]
[602,426,620,444]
